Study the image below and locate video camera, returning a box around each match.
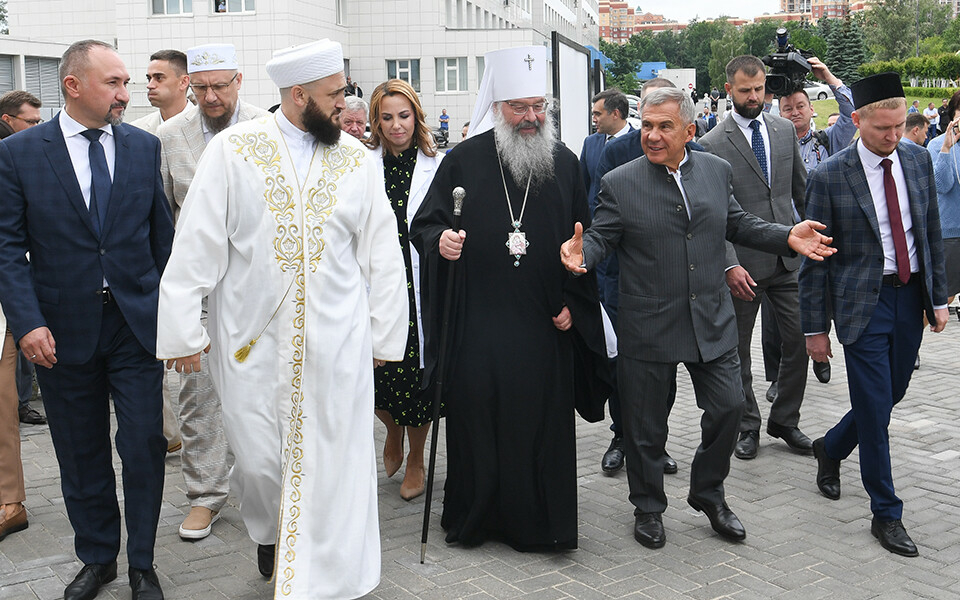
[761,28,813,97]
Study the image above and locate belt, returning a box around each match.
[97,288,115,304]
[881,273,917,288]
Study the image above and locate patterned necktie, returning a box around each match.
[749,120,768,183]
[880,158,911,284]
[80,128,111,236]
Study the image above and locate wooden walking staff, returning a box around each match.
[420,185,466,564]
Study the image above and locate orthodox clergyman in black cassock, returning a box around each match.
[409,45,613,551]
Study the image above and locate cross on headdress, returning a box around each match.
[524,54,535,71]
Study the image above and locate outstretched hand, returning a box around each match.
[789,220,837,261]
[561,222,586,273]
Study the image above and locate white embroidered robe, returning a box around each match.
[157,115,408,599]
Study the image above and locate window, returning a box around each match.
[435,57,468,93]
[0,56,14,94]
[335,0,345,24]
[386,59,420,92]
[213,0,254,13]
[152,0,192,15]
[476,56,485,84]
[24,57,63,108]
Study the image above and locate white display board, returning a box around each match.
[551,32,591,159]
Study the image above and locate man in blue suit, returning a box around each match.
[0,40,174,599]
[800,72,948,558]
[591,78,701,475]
[579,88,633,473]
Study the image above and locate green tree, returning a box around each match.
[785,20,827,59]
[1,1,8,35]
[627,31,666,64]
[654,29,684,69]
[863,0,951,60]
[826,17,867,84]
[741,21,782,58]
[684,19,732,93]
[708,25,746,90]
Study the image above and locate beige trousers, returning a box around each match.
[0,330,26,504]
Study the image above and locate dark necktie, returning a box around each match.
[880,158,911,284]
[80,128,111,236]
[749,120,768,183]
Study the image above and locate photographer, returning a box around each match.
[778,57,856,174]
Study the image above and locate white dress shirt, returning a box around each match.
[59,108,116,210]
[275,108,318,187]
[856,140,920,276]
[731,110,771,179]
[666,150,692,219]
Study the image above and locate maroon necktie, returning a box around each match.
[880,158,910,284]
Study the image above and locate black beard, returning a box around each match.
[303,98,341,146]
[734,99,763,120]
[202,110,234,134]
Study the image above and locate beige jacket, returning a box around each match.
[157,100,268,222]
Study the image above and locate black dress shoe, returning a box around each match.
[765,381,778,403]
[64,561,117,600]
[687,496,746,541]
[813,437,840,500]
[663,453,678,475]
[601,436,625,473]
[258,543,276,578]
[871,518,919,557]
[812,360,831,383]
[18,405,46,425]
[129,567,164,600]
[766,422,813,453]
[633,512,666,549]
[734,431,759,460]
[914,354,920,370]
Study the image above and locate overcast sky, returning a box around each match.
[642,0,782,23]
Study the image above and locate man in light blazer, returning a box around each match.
[0,40,173,600]
[699,55,812,460]
[561,87,835,549]
[800,73,948,557]
[156,43,267,541]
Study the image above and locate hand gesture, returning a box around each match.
[942,115,960,152]
[807,57,840,87]
[439,229,466,261]
[560,222,586,273]
[788,220,837,261]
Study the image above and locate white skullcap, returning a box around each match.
[467,45,548,139]
[186,43,239,74]
[266,39,344,89]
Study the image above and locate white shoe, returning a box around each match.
[179,506,220,540]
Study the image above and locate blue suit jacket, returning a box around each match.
[579,126,634,211]
[0,114,174,364]
[798,140,947,345]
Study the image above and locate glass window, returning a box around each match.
[435,57,468,93]
[153,0,192,14]
[214,0,253,13]
[24,57,63,108]
[386,59,421,92]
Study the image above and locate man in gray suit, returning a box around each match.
[561,87,835,548]
[699,55,812,460]
[156,43,268,541]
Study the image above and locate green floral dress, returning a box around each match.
[374,146,438,426]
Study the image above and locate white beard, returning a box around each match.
[493,106,555,189]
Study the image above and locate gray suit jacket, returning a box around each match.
[157,100,267,222]
[582,151,791,363]
[699,112,806,280]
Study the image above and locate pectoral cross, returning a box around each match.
[524,54,535,71]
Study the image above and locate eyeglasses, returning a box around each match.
[505,100,548,116]
[189,73,238,96]
[6,114,43,126]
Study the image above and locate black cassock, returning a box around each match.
[409,130,612,551]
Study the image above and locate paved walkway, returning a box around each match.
[2,317,959,599]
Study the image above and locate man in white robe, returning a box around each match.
[156,39,408,600]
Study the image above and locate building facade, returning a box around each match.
[5,0,599,133]
[0,36,69,119]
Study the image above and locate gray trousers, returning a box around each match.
[619,347,743,514]
[174,305,233,511]
[733,262,809,432]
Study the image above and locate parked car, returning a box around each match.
[432,127,449,148]
[625,94,640,119]
[803,81,833,101]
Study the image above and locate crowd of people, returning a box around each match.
[0,37,957,600]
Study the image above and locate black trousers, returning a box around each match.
[37,299,165,570]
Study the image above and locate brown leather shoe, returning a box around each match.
[0,504,29,542]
